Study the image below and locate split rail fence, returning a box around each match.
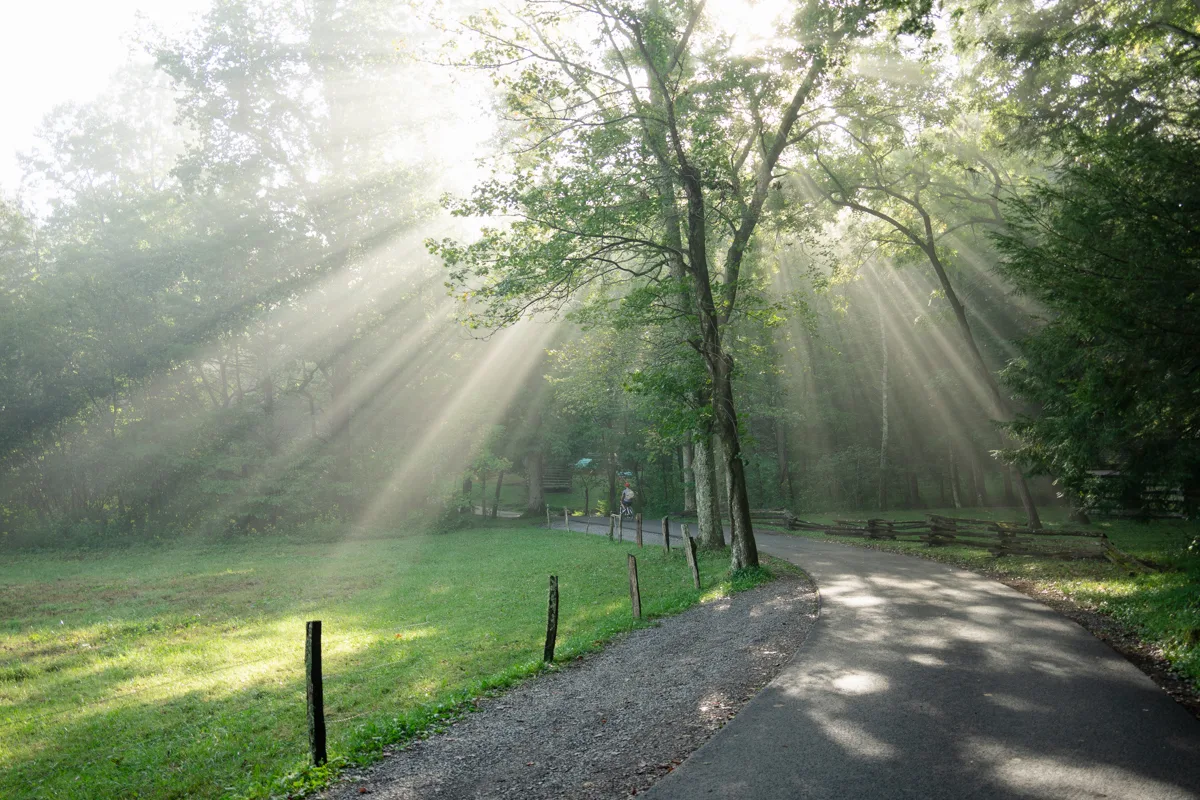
[759,511,1154,571]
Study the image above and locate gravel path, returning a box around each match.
[321,571,818,799]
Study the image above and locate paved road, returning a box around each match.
[554,517,1200,799]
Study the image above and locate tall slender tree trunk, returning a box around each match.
[972,452,990,507]
[606,453,618,516]
[682,444,696,513]
[909,471,924,509]
[775,420,794,507]
[949,446,963,509]
[876,289,889,512]
[965,459,979,508]
[492,470,504,518]
[693,432,724,549]
[1002,467,1018,506]
[526,452,544,514]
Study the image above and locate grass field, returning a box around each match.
[0,522,765,800]
[776,507,1200,686]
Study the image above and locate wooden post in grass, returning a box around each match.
[635,514,643,548]
[683,526,701,590]
[546,506,552,529]
[544,575,559,662]
[608,515,615,541]
[564,508,571,532]
[305,620,327,766]
[627,554,642,619]
[618,513,624,542]
[661,516,670,554]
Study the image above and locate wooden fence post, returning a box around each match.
[544,575,559,662]
[305,620,327,767]
[635,514,643,548]
[618,513,624,542]
[608,515,615,541]
[564,508,571,532]
[683,526,701,590]
[661,516,670,554]
[627,554,642,619]
[546,506,551,529]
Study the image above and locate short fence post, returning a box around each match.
[608,515,615,541]
[683,526,701,590]
[564,508,571,532]
[661,516,670,554]
[544,575,558,662]
[618,513,624,542]
[546,505,551,529]
[635,514,643,548]
[306,620,327,767]
[627,554,642,619]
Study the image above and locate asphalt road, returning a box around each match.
[556,516,1200,799]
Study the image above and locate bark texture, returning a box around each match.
[693,434,724,549]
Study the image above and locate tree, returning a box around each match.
[993,132,1200,513]
[802,54,1045,526]
[956,0,1200,146]
[434,0,930,567]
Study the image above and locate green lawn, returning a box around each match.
[778,507,1200,686]
[0,523,765,800]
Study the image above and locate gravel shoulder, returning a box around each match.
[321,570,818,800]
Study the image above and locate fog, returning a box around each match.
[2,0,1195,549]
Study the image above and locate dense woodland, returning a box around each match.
[1,0,1197,564]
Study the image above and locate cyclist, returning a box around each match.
[620,482,636,516]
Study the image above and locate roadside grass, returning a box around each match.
[776,507,1200,686]
[0,523,768,800]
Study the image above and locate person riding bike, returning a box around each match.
[620,482,636,516]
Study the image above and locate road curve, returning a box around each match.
[629,530,1200,799]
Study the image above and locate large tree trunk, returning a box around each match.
[712,433,731,521]
[693,432,724,549]
[525,452,545,514]
[682,444,696,513]
[711,353,757,569]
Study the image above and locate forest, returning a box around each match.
[1,0,1197,563]
[3,2,1200,799]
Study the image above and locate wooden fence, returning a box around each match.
[778,513,1154,571]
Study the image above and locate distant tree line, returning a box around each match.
[2,0,1196,550]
